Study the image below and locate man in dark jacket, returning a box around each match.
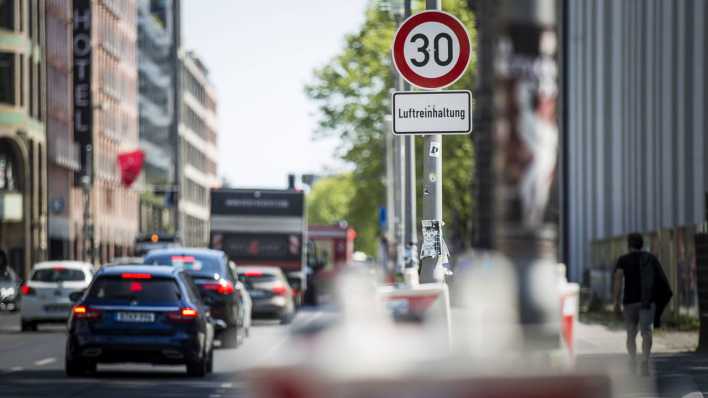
[613,233,673,376]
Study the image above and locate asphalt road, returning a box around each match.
[0,309,328,398]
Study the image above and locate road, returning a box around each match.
[0,309,328,398]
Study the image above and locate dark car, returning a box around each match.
[65,265,214,377]
[143,249,246,348]
[237,266,295,324]
[0,265,21,312]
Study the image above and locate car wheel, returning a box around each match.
[219,327,238,348]
[21,319,37,332]
[206,348,214,374]
[65,356,86,377]
[186,357,207,377]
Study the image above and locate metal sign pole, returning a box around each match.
[402,0,419,283]
[419,0,443,283]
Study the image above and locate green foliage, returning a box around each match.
[307,174,356,226]
[305,0,477,255]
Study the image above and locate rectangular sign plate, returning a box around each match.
[392,90,472,135]
[116,312,155,323]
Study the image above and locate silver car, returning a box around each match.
[237,266,295,324]
[20,261,95,331]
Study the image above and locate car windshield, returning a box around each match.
[87,276,181,305]
[143,254,222,277]
[238,271,278,285]
[32,268,85,282]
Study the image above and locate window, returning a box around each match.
[0,0,14,30]
[88,276,181,305]
[18,55,23,107]
[32,268,86,282]
[0,52,15,104]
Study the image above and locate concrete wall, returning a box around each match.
[565,0,708,282]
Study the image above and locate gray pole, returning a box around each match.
[402,0,418,277]
[391,9,406,277]
[384,116,395,273]
[81,144,94,264]
[419,0,443,283]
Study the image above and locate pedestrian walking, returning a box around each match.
[613,233,673,376]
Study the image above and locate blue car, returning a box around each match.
[65,265,215,377]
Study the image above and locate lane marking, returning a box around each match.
[3,366,24,374]
[34,357,56,366]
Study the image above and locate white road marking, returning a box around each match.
[34,357,56,366]
[3,366,24,374]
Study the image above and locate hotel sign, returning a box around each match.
[73,0,93,184]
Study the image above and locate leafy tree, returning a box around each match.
[306,0,476,256]
[307,174,356,226]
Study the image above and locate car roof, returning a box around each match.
[32,261,94,271]
[237,265,284,275]
[97,265,179,278]
[143,248,225,259]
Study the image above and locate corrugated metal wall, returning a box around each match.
[565,0,708,282]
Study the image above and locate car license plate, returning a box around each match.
[248,290,267,298]
[44,304,71,312]
[116,312,155,323]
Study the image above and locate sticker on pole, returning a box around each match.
[392,90,472,135]
[392,11,471,89]
[420,220,442,258]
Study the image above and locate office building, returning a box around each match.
[0,0,48,278]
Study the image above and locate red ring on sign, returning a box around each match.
[392,11,471,89]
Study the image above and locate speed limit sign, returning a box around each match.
[392,11,471,90]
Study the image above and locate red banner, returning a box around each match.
[117,150,144,188]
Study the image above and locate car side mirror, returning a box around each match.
[69,290,85,303]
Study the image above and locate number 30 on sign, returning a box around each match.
[392,11,471,90]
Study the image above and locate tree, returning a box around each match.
[307,174,356,226]
[306,0,476,256]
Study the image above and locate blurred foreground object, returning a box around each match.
[248,267,615,398]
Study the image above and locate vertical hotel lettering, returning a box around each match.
[73,0,92,183]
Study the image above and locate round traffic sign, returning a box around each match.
[392,11,471,90]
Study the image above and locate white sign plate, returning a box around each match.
[392,90,472,135]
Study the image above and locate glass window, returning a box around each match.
[32,268,86,282]
[0,147,18,191]
[143,253,223,278]
[87,276,181,305]
[0,0,14,30]
[18,55,23,107]
[0,53,14,104]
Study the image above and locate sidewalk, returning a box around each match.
[575,317,698,355]
[576,316,705,397]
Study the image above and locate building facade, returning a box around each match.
[45,0,140,264]
[0,0,48,278]
[137,0,178,237]
[46,0,81,260]
[178,50,218,247]
[564,0,708,317]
